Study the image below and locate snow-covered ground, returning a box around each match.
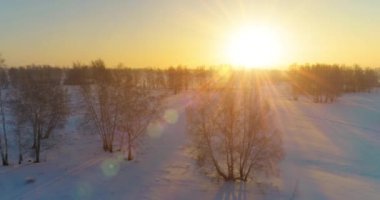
[270,86,380,200]
[1,86,380,200]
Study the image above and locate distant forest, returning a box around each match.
[1,60,379,98]
[1,59,379,98]
[289,64,379,102]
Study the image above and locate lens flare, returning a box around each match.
[100,158,121,178]
[147,121,164,138]
[164,109,179,124]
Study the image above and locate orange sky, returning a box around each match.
[0,0,379,68]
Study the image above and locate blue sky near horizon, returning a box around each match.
[0,0,379,67]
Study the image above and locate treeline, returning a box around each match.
[289,64,379,103]
[64,61,214,94]
[0,60,221,165]
[64,62,285,92]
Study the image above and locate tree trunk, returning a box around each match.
[0,137,7,166]
[127,133,133,161]
[18,153,23,165]
[35,137,40,163]
[34,124,41,163]
[0,90,8,166]
[1,156,8,166]
[15,128,23,165]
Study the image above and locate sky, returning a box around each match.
[0,0,379,68]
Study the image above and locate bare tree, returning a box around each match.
[0,56,9,166]
[80,60,121,152]
[81,65,164,157]
[81,80,120,152]
[11,67,68,163]
[116,78,163,160]
[187,85,283,182]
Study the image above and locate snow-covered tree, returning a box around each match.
[116,78,163,160]
[187,85,283,182]
[81,64,164,159]
[10,67,68,163]
[80,66,119,152]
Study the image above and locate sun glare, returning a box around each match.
[225,25,283,68]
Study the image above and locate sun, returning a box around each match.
[225,25,283,68]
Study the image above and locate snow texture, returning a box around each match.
[1,86,380,200]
